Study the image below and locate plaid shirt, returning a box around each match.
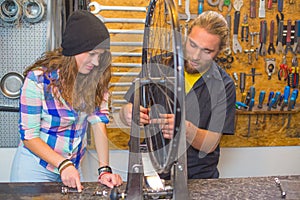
[19,69,109,174]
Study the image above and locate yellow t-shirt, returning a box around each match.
[184,70,202,94]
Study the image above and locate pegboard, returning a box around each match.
[0,1,48,147]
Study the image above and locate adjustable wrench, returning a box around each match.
[224,14,232,55]
[89,2,147,14]
[267,20,275,54]
[185,0,191,22]
[285,19,293,55]
[276,20,284,54]
[259,20,267,56]
[232,11,242,54]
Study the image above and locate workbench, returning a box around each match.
[1,175,299,199]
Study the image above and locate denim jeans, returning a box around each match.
[10,145,82,182]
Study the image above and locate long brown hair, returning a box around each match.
[23,48,112,114]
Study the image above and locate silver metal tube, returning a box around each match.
[111,63,142,68]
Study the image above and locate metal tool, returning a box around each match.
[276,20,284,54]
[259,20,267,56]
[274,177,286,198]
[241,14,249,42]
[232,11,242,54]
[112,52,142,57]
[233,0,243,11]
[244,49,255,64]
[267,0,274,9]
[219,0,232,12]
[224,14,232,55]
[277,0,283,12]
[285,19,293,55]
[265,58,276,79]
[88,2,147,14]
[247,98,255,137]
[250,0,256,18]
[250,32,259,46]
[239,72,246,93]
[185,0,191,22]
[108,29,144,34]
[247,67,262,84]
[198,0,204,14]
[293,20,300,54]
[268,20,276,54]
[207,0,220,6]
[232,72,239,88]
[96,14,145,23]
[257,90,266,108]
[258,0,266,18]
[272,91,281,109]
[278,56,290,81]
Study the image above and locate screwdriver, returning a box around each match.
[267,91,274,106]
[272,91,281,109]
[198,0,204,14]
[257,91,266,109]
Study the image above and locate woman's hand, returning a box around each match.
[98,173,123,188]
[60,165,83,192]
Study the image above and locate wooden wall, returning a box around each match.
[88,0,300,150]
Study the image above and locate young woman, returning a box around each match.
[10,10,122,192]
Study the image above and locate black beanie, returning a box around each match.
[61,10,110,56]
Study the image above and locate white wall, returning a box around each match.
[1,146,300,182]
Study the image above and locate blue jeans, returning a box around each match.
[10,145,82,182]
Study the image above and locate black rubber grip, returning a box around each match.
[233,11,240,34]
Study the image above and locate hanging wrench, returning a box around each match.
[276,20,284,54]
[96,14,145,24]
[232,11,242,54]
[219,0,232,12]
[88,2,147,14]
[267,20,276,54]
[259,20,267,56]
[285,19,293,55]
[233,0,243,11]
[224,14,232,55]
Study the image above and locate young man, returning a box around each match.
[119,11,236,179]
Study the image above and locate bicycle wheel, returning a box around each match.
[140,0,185,174]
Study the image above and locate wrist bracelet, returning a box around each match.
[59,162,74,174]
[58,159,74,174]
[98,165,112,175]
[99,171,111,180]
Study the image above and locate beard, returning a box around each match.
[184,59,213,74]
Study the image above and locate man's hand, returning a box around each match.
[120,103,150,126]
[151,114,175,139]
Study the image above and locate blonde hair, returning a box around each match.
[24,48,111,114]
[188,11,229,51]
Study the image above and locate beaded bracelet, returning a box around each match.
[98,165,112,176]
